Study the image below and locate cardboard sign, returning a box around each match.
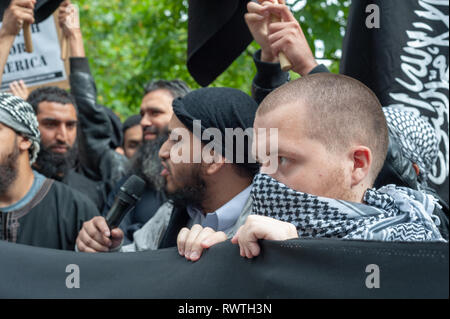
[0,14,69,92]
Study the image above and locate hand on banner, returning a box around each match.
[76,216,124,253]
[260,2,318,76]
[245,1,285,63]
[0,0,36,37]
[231,215,298,259]
[9,80,29,100]
[177,225,227,261]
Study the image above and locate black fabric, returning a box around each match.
[187,0,253,86]
[0,180,99,251]
[0,239,447,298]
[374,134,419,190]
[0,0,64,23]
[251,49,327,105]
[102,105,123,150]
[340,0,449,205]
[251,50,290,105]
[69,57,91,74]
[158,205,190,249]
[102,174,166,244]
[63,169,106,211]
[172,87,259,172]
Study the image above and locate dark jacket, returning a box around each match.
[0,178,99,250]
[251,49,328,105]
[68,58,129,198]
[62,168,105,211]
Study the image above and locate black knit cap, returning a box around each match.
[172,87,259,174]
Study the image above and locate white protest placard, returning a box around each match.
[0,14,69,91]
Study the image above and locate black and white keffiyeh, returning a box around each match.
[0,93,40,164]
[383,106,438,184]
[251,173,445,242]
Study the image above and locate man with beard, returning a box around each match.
[0,93,98,250]
[99,80,191,243]
[27,86,105,210]
[101,132,168,244]
[76,87,260,253]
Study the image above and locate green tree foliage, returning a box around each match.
[77,0,349,118]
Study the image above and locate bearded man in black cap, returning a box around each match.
[76,87,260,254]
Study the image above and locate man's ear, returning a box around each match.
[203,151,225,176]
[348,146,372,187]
[17,135,32,152]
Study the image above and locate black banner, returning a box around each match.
[340,0,449,204]
[0,239,447,298]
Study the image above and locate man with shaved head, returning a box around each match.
[255,73,389,203]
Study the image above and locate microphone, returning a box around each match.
[105,175,146,230]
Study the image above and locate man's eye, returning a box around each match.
[278,157,288,165]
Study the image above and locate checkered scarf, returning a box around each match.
[383,106,438,184]
[251,173,445,242]
[0,93,40,164]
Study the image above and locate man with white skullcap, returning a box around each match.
[0,93,99,250]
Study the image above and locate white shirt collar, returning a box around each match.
[186,185,252,232]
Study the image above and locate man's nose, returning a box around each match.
[159,140,170,160]
[55,125,68,143]
[140,114,152,128]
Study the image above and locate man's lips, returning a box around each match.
[51,146,68,153]
[160,168,169,177]
[143,132,157,140]
[143,126,158,139]
[161,163,170,177]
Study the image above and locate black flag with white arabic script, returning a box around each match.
[340,0,449,204]
[0,0,64,23]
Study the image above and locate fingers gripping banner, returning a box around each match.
[0,239,447,298]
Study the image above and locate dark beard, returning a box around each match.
[0,142,20,194]
[34,143,78,181]
[129,132,167,191]
[166,166,207,210]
